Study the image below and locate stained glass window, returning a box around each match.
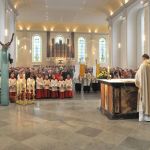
[32,35,42,62]
[78,37,86,62]
[99,38,106,63]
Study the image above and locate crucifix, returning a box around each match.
[0,33,14,106]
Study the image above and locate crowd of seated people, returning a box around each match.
[99,67,136,79]
[8,66,74,102]
[110,67,136,79]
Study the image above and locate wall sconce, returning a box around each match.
[43,26,47,31]
[27,26,31,31]
[5,29,8,37]
[19,26,23,30]
[118,43,121,49]
[24,45,27,50]
[17,39,20,46]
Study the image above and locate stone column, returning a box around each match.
[144,0,150,55]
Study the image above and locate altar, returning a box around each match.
[99,79,138,119]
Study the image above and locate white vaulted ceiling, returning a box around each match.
[10,0,126,32]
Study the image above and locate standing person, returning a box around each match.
[36,73,44,99]
[58,76,65,99]
[135,54,150,122]
[83,72,91,93]
[43,74,51,98]
[26,74,35,100]
[65,74,73,98]
[51,74,58,98]
[91,74,98,92]
[86,72,91,93]
[74,75,82,93]
[17,72,26,102]
[9,72,17,102]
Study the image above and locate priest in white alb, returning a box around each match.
[135,54,150,122]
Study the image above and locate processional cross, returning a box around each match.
[0,33,14,106]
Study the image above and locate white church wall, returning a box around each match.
[16,31,109,67]
[127,6,137,69]
[0,0,6,45]
[144,2,150,56]
[108,0,144,69]
[16,31,48,67]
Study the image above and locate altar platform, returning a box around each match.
[99,79,138,119]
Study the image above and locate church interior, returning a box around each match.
[0,0,150,150]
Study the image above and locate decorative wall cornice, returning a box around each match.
[107,0,141,22]
[7,0,18,16]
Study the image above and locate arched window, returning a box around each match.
[55,35,64,44]
[78,37,86,62]
[99,38,106,63]
[32,35,42,62]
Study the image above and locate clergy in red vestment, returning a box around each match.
[65,74,73,98]
[55,70,61,81]
[9,72,17,102]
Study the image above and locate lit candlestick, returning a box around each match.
[107,66,110,74]
[107,66,110,79]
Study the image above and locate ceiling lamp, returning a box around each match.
[66,28,70,32]
[110,11,113,16]
[27,26,31,31]
[88,29,91,33]
[43,26,47,31]
[140,0,144,4]
[14,4,17,9]
[19,26,23,30]
[73,28,77,32]
[95,29,98,33]
[50,27,54,31]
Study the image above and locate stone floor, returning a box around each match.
[0,92,150,150]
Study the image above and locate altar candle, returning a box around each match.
[107,66,110,74]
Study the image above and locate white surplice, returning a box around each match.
[135,60,150,121]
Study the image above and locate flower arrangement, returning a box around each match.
[97,69,108,79]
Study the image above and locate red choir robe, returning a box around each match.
[9,77,17,102]
[55,73,61,81]
[58,80,65,99]
[17,77,26,100]
[51,79,58,98]
[36,77,44,99]
[65,78,73,98]
[43,79,51,98]
[26,78,35,100]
